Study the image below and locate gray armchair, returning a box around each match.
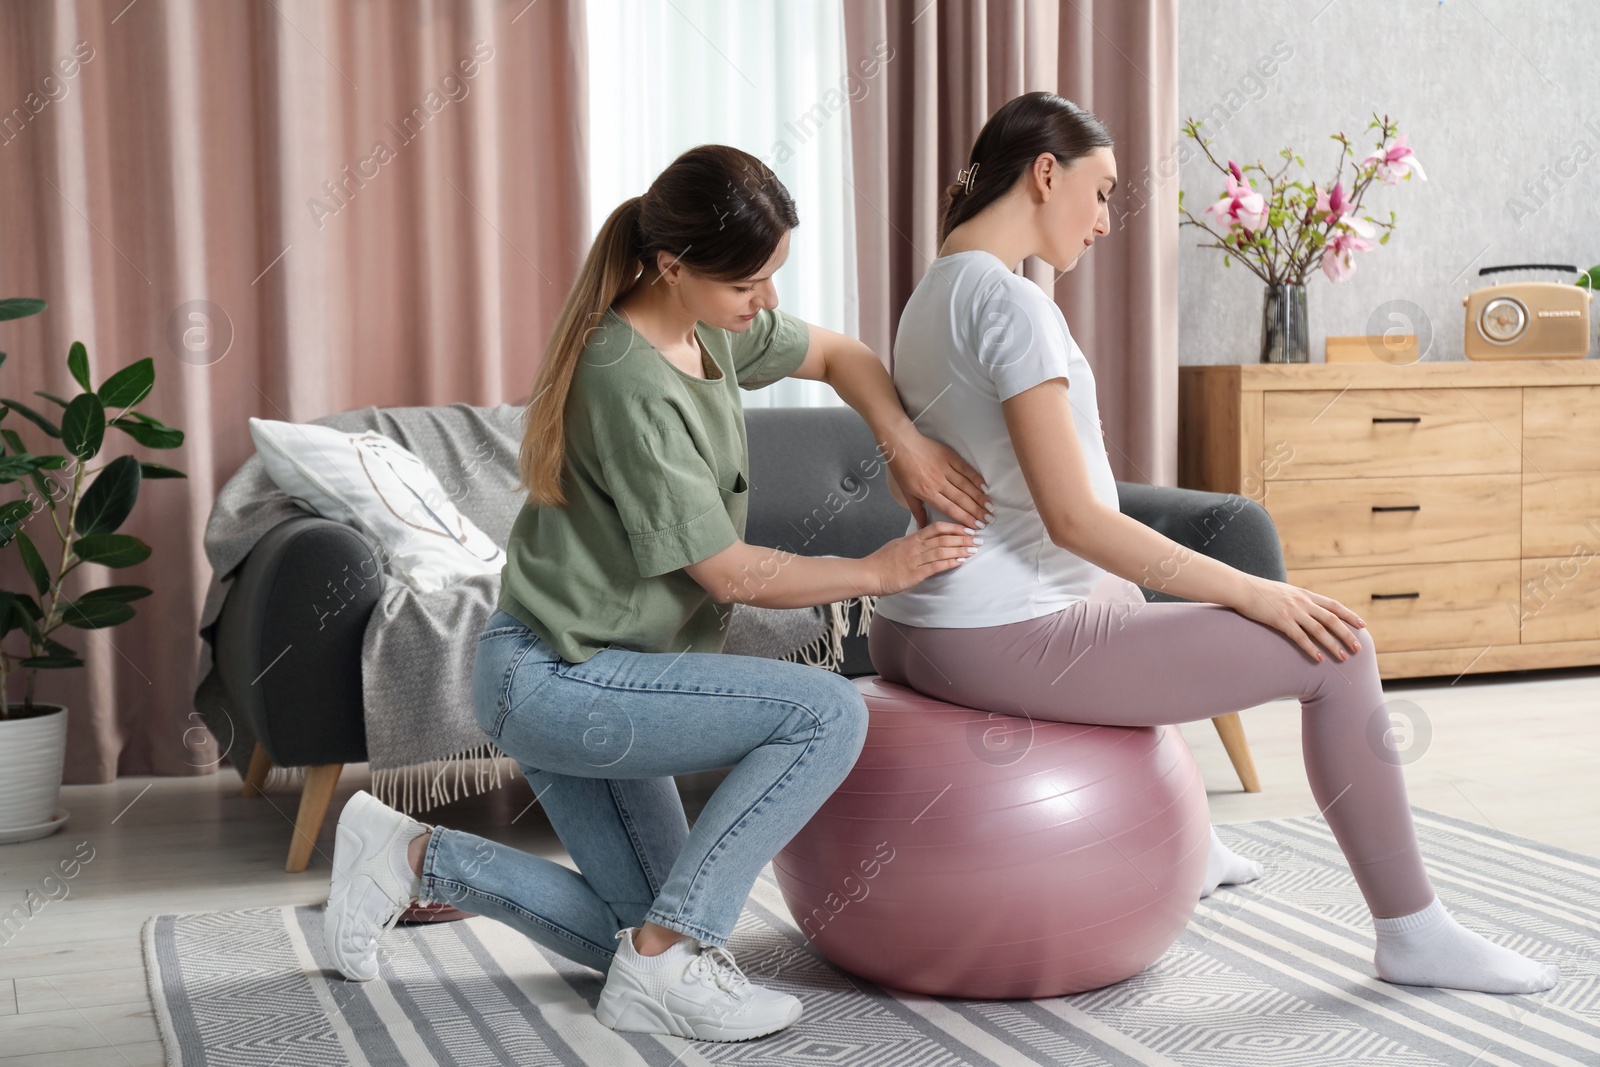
[212,406,1282,871]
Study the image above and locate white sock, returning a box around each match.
[388,823,427,905]
[615,929,697,971]
[1200,825,1264,898]
[1374,897,1559,994]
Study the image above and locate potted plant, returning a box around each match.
[0,296,185,842]
[1579,264,1600,354]
[1178,113,1426,363]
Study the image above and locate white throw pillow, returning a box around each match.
[247,418,505,594]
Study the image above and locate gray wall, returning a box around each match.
[1175,0,1600,365]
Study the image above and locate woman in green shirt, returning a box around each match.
[322,145,990,1042]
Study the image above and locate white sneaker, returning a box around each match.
[595,929,802,1042]
[323,790,426,981]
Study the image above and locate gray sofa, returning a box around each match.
[214,406,1284,870]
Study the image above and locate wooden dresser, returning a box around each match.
[1179,360,1600,679]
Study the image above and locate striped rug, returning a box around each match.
[143,810,1600,1066]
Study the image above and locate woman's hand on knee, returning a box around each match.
[1234,576,1366,663]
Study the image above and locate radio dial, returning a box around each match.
[1479,296,1528,344]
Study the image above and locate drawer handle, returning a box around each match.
[1372,416,1422,423]
[1371,592,1421,600]
[1371,504,1421,513]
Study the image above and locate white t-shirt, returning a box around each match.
[873,250,1120,629]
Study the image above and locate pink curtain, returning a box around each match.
[845,0,1179,488]
[0,0,590,783]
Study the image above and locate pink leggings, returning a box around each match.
[866,573,1434,919]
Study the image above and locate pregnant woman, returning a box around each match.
[868,91,1558,996]
[321,144,990,1042]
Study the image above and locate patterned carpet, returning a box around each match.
[144,810,1600,1066]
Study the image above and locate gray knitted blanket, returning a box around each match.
[194,403,852,813]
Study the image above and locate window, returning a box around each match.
[586,0,857,407]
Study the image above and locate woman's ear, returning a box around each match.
[1034,152,1057,198]
[655,249,683,285]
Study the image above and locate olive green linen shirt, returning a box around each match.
[497,305,812,663]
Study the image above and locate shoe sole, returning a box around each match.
[595,983,802,1042]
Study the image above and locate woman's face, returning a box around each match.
[659,228,791,332]
[1040,146,1116,272]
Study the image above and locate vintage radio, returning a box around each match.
[1463,263,1593,360]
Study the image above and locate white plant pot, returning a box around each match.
[0,704,68,836]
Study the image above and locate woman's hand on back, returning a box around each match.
[865,522,979,596]
[1232,575,1367,663]
[882,429,993,529]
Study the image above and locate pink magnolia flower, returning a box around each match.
[1314,181,1347,223]
[1320,216,1379,282]
[1363,133,1427,185]
[1202,162,1268,232]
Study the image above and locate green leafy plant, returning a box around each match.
[1576,263,1600,290]
[0,297,186,719]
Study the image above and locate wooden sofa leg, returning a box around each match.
[240,742,273,797]
[286,764,344,873]
[1211,713,1262,793]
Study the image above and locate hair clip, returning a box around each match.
[957,162,980,195]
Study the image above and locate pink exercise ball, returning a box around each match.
[773,676,1209,1000]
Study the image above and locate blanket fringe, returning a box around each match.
[780,594,878,673]
[250,745,521,816]
[369,742,525,815]
[855,592,877,636]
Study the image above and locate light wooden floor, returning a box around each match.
[3,665,1597,1065]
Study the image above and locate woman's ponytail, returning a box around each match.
[520,196,646,506]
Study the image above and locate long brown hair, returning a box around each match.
[520,144,799,506]
[938,92,1114,245]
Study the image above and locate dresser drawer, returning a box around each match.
[1520,557,1600,643]
[1524,386,1600,472]
[1268,475,1520,567]
[1286,561,1521,653]
[1263,388,1522,479]
[1523,472,1600,556]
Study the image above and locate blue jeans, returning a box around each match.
[418,608,869,972]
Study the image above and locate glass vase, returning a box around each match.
[1260,282,1309,364]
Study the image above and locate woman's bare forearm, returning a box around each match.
[686,541,882,608]
[816,333,917,455]
[1056,504,1260,608]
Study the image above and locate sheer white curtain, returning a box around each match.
[585,0,856,407]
